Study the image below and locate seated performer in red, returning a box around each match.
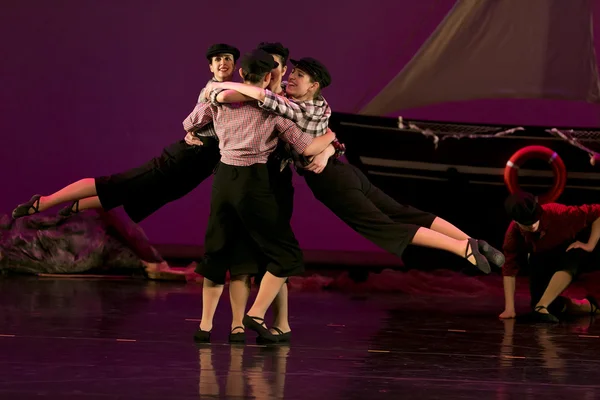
[182,48,336,342]
[500,192,600,322]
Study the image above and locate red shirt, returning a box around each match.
[182,100,313,167]
[502,203,600,276]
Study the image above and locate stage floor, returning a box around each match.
[0,276,599,399]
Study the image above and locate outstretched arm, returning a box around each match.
[302,131,336,156]
[217,81,266,101]
[500,276,517,319]
[208,82,302,120]
[215,90,254,104]
[276,118,335,157]
[500,224,526,319]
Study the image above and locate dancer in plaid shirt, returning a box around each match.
[12,43,238,224]
[208,57,506,275]
[183,48,336,342]
[187,42,299,344]
[11,43,292,338]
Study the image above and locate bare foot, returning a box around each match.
[142,261,186,281]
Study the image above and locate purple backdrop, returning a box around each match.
[2,0,600,251]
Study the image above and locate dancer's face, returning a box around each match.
[517,220,540,232]
[286,67,319,100]
[268,54,287,91]
[209,53,235,81]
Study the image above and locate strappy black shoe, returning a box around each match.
[465,238,491,274]
[533,306,559,323]
[229,326,245,343]
[243,315,277,343]
[271,327,291,343]
[257,327,292,344]
[58,200,80,217]
[12,194,42,219]
[193,329,211,343]
[477,240,505,268]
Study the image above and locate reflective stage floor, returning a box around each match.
[0,277,599,399]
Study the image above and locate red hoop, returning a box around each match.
[503,145,567,204]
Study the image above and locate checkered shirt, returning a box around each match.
[192,78,219,139]
[182,100,313,166]
[258,81,331,137]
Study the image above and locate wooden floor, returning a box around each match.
[0,276,599,399]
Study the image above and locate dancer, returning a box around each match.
[206,57,505,275]
[500,192,600,322]
[10,43,237,281]
[183,48,336,342]
[0,209,172,279]
[203,43,336,343]
[11,43,238,223]
[190,41,300,343]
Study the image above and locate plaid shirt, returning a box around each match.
[259,82,331,137]
[192,78,219,139]
[182,100,313,166]
[209,82,343,169]
[260,83,338,168]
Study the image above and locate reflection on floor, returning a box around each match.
[0,276,599,399]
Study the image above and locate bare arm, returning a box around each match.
[312,144,336,160]
[302,131,336,156]
[500,223,526,318]
[215,89,254,104]
[502,276,517,315]
[303,143,336,175]
[211,82,266,102]
[276,118,334,156]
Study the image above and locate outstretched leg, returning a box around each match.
[13,178,99,218]
[14,138,221,221]
[411,227,490,272]
[355,163,504,267]
[430,217,469,240]
[39,178,99,210]
[305,162,492,272]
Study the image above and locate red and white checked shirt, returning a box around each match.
[193,78,218,139]
[182,100,313,166]
[209,81,330,136]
